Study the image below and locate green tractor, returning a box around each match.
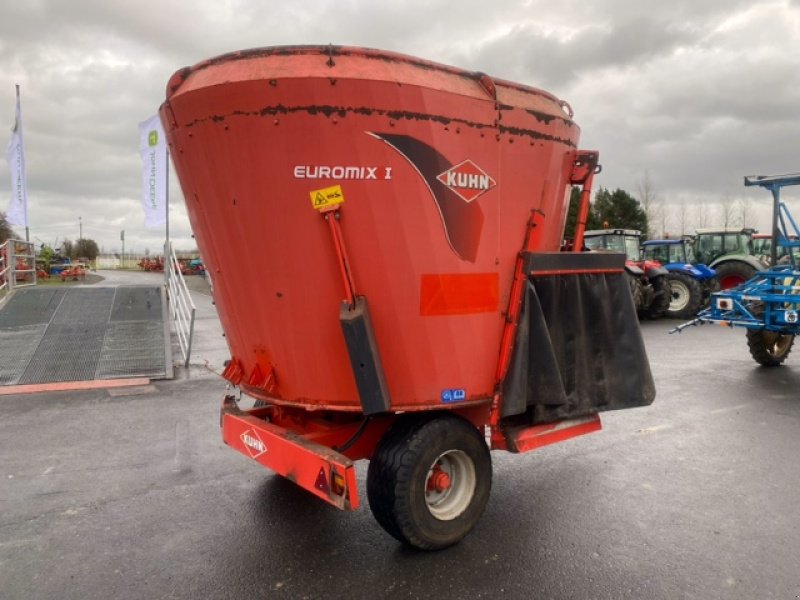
[692,228,766,289]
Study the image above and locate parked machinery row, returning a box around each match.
[585,227,776,320]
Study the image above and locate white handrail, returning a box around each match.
[166,243,197,367]
[0,241,9,299]
[0,239,36,306]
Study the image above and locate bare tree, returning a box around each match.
[694,201,710,229]
[717,193,740,229]
[677,198,688,236]
[735,196,753,228]
[658,202,671,239]
[636,170,661,238]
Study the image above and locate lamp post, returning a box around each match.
[79,216,82,241]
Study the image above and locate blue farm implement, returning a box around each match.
[641,238,717,319]
[672,173,800,366]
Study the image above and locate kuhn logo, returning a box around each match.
[436,160,496,203]
[240,430,267,459]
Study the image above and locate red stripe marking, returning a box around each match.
[0,378,151,396]
[420,273,499,316]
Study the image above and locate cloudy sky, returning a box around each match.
[1,0,799,254]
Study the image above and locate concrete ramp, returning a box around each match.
[0,286,172,386]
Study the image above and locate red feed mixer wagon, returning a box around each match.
[160,45,654,550]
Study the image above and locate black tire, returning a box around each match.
[626,272,645,312]
[665,272,703,319]
[702,277,720,305]
[367,414,492,550]
[714,261,757,290]
[746,323,795,366]
[645,275,671,319]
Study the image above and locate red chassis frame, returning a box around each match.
[221,395,601,512]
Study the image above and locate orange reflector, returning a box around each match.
[420,273,499,316]
[331,470,346,497]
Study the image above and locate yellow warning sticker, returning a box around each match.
[310,184,345,211]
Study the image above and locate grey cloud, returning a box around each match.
[0,0,798,251]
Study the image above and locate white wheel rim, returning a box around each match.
[425,450,476,521]
[670,281,690,311]
[764,331,793,357]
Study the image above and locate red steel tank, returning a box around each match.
[161,45,654,550]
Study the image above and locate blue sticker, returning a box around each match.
[441,388,466,403]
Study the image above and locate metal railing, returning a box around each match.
[0,239,36,306]
[166,242,197,367]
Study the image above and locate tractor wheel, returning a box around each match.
[702,277,721,305]
[746,329,795,366]
[644,275,671,319]
[714,262,757,290]
[626,272,645,312]
[665,272,703,319]
[367,414,492,550]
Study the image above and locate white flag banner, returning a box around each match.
[138,114,167,228]
[5,88,28,227]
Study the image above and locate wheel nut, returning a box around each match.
[429,471,451,492]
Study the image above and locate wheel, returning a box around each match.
[626,272,645,312]
[702,277,720,305]
[367,414,492,550]
[665,272,703,319]
[714,261,757,290]
[644,275,671,319]
[746,328,795,366]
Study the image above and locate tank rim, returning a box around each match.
[165,44,565,109]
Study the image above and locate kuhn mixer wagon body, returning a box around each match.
[161,45,654,549]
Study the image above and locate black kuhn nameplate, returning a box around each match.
[340,296,391,415]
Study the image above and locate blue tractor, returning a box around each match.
[641,239,717,319]
[673,173,800,366]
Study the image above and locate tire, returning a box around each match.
[714,261,757,290]
[367,414,492,550]
[665,272,703,319]
[626,272,645,312]
[644,275,671,319]
[746,328,795,366]
[702,277,720,305]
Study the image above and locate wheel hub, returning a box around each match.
[670,281,690,311]
[424,449,476,521]
[427,468,452,492]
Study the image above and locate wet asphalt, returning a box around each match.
[2,275,800,599]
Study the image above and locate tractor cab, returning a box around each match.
[642,238,695,265]
[693,228,756,266]
[582,229,642,262]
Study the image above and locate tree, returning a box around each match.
[591,187,649,235]
[694,202,710,229]
[736,196,753,228]
[0,212,19,245]
[717,193,739,229]
[75,238,100,261]
[677,198,688,237]
[564,186,601,238]
[61,239,75,260]
[636,171,662,238]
